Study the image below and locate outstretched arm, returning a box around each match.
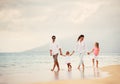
[50,50,52,56]
[61,54,66,56]
[88,49,94,55]
[59,48,62,55]
[70,51,75,56]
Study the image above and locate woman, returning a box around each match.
[73,35,86,70]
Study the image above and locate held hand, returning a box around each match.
[87,52,90,55]
[50,53,52,56]
[69,51,74,56]
[59,49,62,55]
[71,51,75,56]
[60,52,62,55]
[50,50,52,56]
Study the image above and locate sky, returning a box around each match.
[0,0,120,52]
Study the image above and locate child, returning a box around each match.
[61,51,74,71]
[87,42,100,68]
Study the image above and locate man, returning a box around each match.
[50,35,62,71]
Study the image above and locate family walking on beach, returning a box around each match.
[49,35,100,72]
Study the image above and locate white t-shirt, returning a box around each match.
[49,41,60,55]
[65,56,71,64]
[75,41,86,54]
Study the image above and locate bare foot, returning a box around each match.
[77,67,80,70]
[82,67,84,72]
[70,66,72,69]
[51,69,54,71]
[57,68,60,71]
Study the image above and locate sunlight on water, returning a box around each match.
[0,53,120,84]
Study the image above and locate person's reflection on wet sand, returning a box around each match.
[79,69,84,79]
[54,71,59,80]
[93,67,99,78]
[67,70,72,79]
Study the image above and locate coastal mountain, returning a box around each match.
[23,34,120,55]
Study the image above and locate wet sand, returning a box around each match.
[33,65,120,84]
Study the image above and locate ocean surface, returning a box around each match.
[0,52,120,84]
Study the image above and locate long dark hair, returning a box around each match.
[77,35,84,41]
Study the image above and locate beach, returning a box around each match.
[33,65,120,84]
[0,0,120,84]
[0,54,120,84]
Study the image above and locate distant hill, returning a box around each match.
[1,36,119,56]
[23,35,120,55]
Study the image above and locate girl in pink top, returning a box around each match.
[88,42,100,68]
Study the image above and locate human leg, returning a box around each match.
[54,54,60,71]
[96,60,98,68]
[82,63,84,71]
[92,58,95,67]
[78,53,84,70]
[51,55,57,71]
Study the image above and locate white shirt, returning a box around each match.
[65,56,71,64]
[49,41,60,55]
[75,41,86,54]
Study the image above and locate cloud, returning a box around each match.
[0,0,104,32]
[0,8,22,31]
[0,31,51,52]
[0,0,119,52]
[0,8,21,21]
[67,2,103,24]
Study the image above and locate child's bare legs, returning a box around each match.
[67,63,70,71]
[96,60,98,68]
[82,63,84,71]
[67,63,72,71]
[69,64,72,69]
[92,58,95,67]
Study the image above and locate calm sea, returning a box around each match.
[0,52,120,84]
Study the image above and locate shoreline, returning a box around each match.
[33,65,120,84]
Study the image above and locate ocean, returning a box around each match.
[0,52,120,84]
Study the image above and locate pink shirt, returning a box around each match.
[93,47,99,56]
